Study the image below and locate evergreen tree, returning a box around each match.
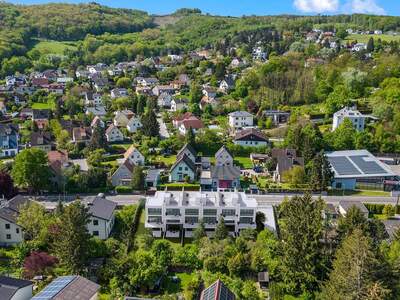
[310,152,334,192]
[131,166,145,191]
[141,110,159,137]
[136,96,146,116]
[185,127,196,149]
[367,37,375,52]
[88,125,107,151]
[189,83,203,104]
[193,219,206,242]
[337,206,369,242]
[214,216,228,240]
[51,201,91,273]
[279,194,325,295]
[321,229,380,300]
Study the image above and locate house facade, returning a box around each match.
[332,107,370,131]
[145,191,259,238]
[111,159,134,186]
[0,124,19,157]
[86,196,117,240]
[215,146,234,167]
[126,116,142,133]
[169,155,197,182]
[228,111,253,130]
[234,128,269,147]
[124,145,145,166]
[105,124,124,142]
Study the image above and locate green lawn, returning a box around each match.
[328,189,391,196]
[234,156,253,169]
[154,155,177,166]
[136,209,146,236]
[31,102,55,110]
[32,39,77,55]
[345,34,400,43]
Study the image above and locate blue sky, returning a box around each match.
[10,0,400,16]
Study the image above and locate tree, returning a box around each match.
[185,127,196,149]
[382,204,395,218]
[279,194,325,295]
[309,152,334,192]
[255,211,266,232]
[88,125,107,151]
[23,251,58,279]
[337,206,369,242]
[190,82,203,104]
[367,37,375,52]
[51,201,91,273]
[116,77,131,88]
[0,170,16,199]
[282,165,306,187]
[18,202,49,244]
[11,148,50,193]
[141,109,159,137]
[131,166,145,191]
[214,216,228,240]
[329,118,357,150]
[227,252,248,277]
[193,219,206,242]
[321,229,380,300]
[87,149,105,168]
[241,281,262,300]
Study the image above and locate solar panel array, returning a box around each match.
[327,156,361,176]
[349,155,387,175]
[32,276,75,300]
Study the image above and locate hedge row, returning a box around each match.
[364,203,400,214]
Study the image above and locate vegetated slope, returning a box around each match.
[0,2,154,41]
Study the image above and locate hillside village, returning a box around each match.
[2,3,400,300]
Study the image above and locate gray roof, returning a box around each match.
[0,276,32,300]
[201,279,235,300]
[339,201,369,214]
[177,143,197,159]
[146,169,161,182]
[88,197,117,221]
[0,195,32,224]
[215,145,233,160]
[171,154,197,173]
[228,111,253,118]
[382,219,400,240]
[211,165,241,181]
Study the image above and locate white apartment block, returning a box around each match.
[332,107,370,131]
[228,111,253,130]
[145,191,260,238]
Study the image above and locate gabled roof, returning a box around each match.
[170,154,196,173]
[0,124,18,136]
[181,118,204,130]
[228,111,253,118]
[0,195,32,224]
[211,165,241,181]
[215,145,233,160]
[30,131,52,146]
[177,143,197,159]
[0,276,32,300]
[234,128,268,142]
[105,124,121,135]
[88,197,117,221]
[124,145,143,160]
[200,279,235,300]
[339,201,369,214]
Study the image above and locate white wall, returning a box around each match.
[11,284,33,300]
[0,217,23,246]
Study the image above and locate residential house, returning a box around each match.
[31,77,49,88]
[205,165,241,189]
[84,92,102,106]
[92,77,109,91]
[72,127,92,144]
[126,115,143,133]
[152,85,175,97]
[29,131,52,152]
[91,116,105,128]
[234,128,269,147]
[111,158,135,186]
[105,124,124,142]
[32,275,100,300]
[252,46,267,60]
[263,110,291,126]
[172,112,194,128]
[124,145,145,166]
[0,124,19,157]
[338,201,369,219]
[202,86,217,99]
[157,93,172,108]
[85,105,107,117]
[146,169,162,188]
[272,149,304,182]
[169,155,197,182]
[170,98,189,112]
[178,117,204,135]
[136,77,159,87]
[110,88,128,99]
[32,109,50,129]
[219,76,235,93]
[145,191,259,238]
[177,144,197,164]
[201,279,236,300]
[0,195,32,246]
[229,57,246,68]
[87,63,107,74]
[114,110,134,127]
[228,111,253,130]
[0,276,33,300]
[215,145,234,167]
[86,196,117,239]
[352,43,367,52]
[332,106,373,132]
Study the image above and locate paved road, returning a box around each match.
[157,117,170,139]
[254,194,398,206]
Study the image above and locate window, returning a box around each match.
[6,234,11,239]
[148,216,162,223]
[93,231,99,236]
[185,216,199,224]
[239,217,253,224]
[203,217,217,224]
[93,220,99,226]
[16,228,19,234]
[203,209,217,215]
[5,224,10,229]
[222,209,236,216]
[240,209,254,216]
[148,208,162,215]
[166,208,180,216]
[185,209,199,215]
[184,167,188,171]
[178,167,182,171]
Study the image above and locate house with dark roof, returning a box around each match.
[0,124,19,157]
[215,146,234,167]
[205,165,241,190]
[338,201,369,219]
[32,275,100,300]
[0,195,32,245]
[32,109,51,129]
[271,149,304,183]
[111,158,135,187]
[105,124,124,142]
[29,131,52,152]
[0,276,33,300]
[178,117,204,135]
[169,154,197,182]
[177,144,197,164]
[86,196,117,239]
[72,127,92,144]
[234,128,269,148]
[200,279,235,300]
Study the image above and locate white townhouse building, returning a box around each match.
[86,196,117,240]
[332,107,374,132]
[228,111,254,130]
[145,191,266,238]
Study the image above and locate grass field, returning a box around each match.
[32,39,77,55]
[31,102,55,110]
[234,156,253,169]
[328,189,390,196]
[154,155,177,166]
[345,34,400,43]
